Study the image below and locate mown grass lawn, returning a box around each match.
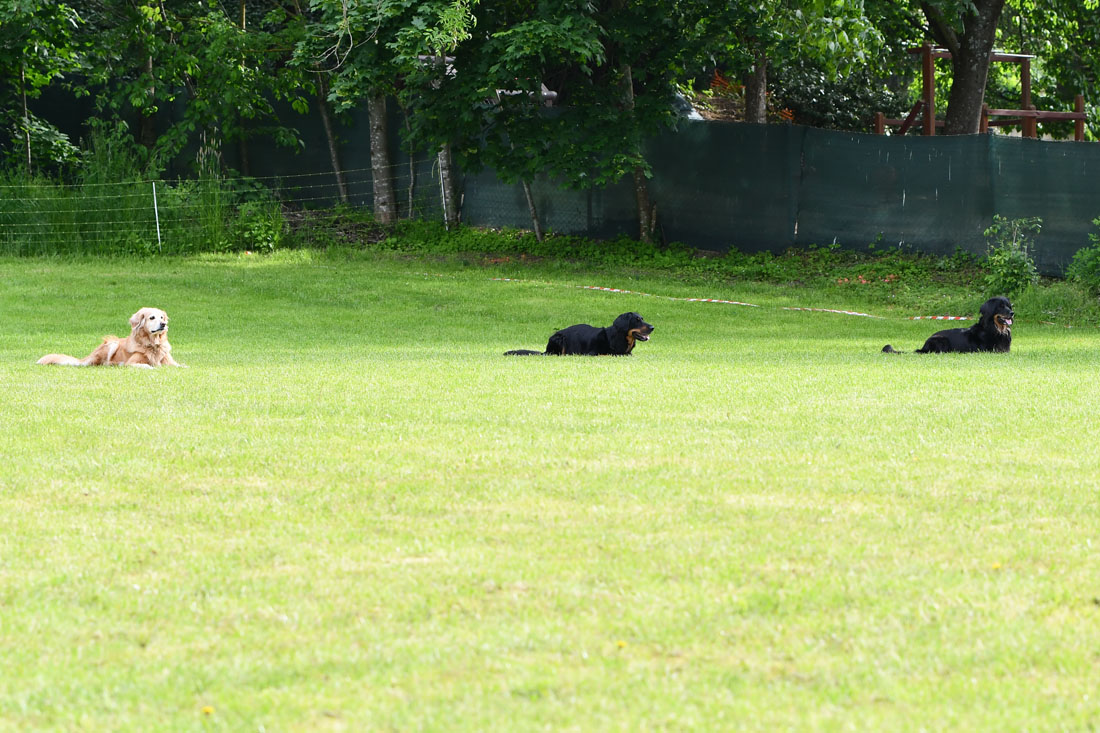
[3,251,1100,731]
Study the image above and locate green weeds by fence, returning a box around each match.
[1,136,1099,326]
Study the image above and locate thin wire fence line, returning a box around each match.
[0,186,378,213]
[0,171,977,321]
[0,181,441,216]
[0,170,447,252]
[0,174,402,201]
[0,158,438,190]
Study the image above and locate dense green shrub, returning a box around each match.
[1066,218,1100,297]
[981,215,1041,298]
[232,200,285,252]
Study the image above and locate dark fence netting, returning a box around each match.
[459,121,1100,275]
[43,82,1094,273]
[647,123,802,253]
[990,135,1100,274]
[796,127,994,258]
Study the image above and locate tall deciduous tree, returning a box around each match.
[298,0,474,224]
[82,1,308,173]
[0,0,83,172]
[706,1,883,124]
[920,0,1007,134]
[403,0,707,243]
[995,0,1100,139]
[399,0,605,238]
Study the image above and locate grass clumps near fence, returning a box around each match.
[1066,217,1100,297]
[0,171,287,257]
[982,215,1041,299]
[3,133,1100,327]
[0,125,289,257]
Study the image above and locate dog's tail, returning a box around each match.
[503,349,546,356]
[37,353,83,366]
[882,344,904,354]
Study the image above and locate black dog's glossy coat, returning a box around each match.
[883,297,1014,354]
[505,312,654,356]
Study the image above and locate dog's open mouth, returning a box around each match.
[994,315,1012,334]
[630,328,652,342]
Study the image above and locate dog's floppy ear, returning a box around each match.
[612,312,635,331]
[129,308,147,331]
[978,298,997,323]
[979,297,1012,325]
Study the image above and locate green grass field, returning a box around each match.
[3,251,1100,731]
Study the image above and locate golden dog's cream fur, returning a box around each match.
[37,307,183,369]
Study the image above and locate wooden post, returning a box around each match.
[980,104,989,134]
[1021,57,1031,111]
[1023,104,1037,138]
[1075,94,1086,142]
[874,111,885,135]
[921,44,935,136]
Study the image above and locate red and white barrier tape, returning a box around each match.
[581,285,759,307]
[490,278,760,307]
[783,306,883,319]
[909,315,970,320]
[466,275,973,321]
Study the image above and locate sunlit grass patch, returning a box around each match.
[2,252,1099,730]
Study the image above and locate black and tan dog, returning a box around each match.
[505,312,654,356]
[883,296,1013,354]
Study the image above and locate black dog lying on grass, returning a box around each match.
[883,296,1014,354]
[505,312,654,356]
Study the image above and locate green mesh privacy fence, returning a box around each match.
[28,90,1100,273]
[461,122,1100,275]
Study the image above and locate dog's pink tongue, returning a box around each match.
[1005,318,1013,325]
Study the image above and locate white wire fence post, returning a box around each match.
[151,181,162,252]
[438,163,449,231]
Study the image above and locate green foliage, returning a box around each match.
[82,2,309,167]
[80,121,158,182]
[1066,217,1100,296]
[400,0,692,196]
[0,1,83,89]
[771,59,912,131]
[981,215,1041,298]
[298,0,476,108]
[378,220,697,268]
[0,1,83,173]
[0,129,285,256]
[995,1,1100,141]
[232,200,286,253]
[2,110,80,173]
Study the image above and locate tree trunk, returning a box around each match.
[743,50,767,124]
[922,0,1007,135]
[438,144,459,228]
[315,74,348,204]
[237,138,251,176]
[138,55,157,149]
[520,179,543,243]
[235,0,250,175]
[402,108,416,217]
[632,166,655,243]
[367,94,396,223]
[620,63,655,244]
[20,64,31,174]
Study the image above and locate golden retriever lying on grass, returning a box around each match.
[37,307,184,369]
